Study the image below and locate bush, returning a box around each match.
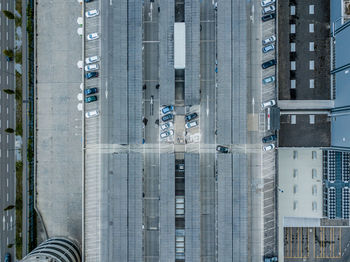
[15,51,22,64]
[3,49,14,58]
[2,10,15,19]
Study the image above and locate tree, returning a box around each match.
[5,128,14,133]
[3,89,15,94]
[2,10,14,19]
[3,49,14,58]
[4,205,15,211]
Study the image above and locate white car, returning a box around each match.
[160,129,174,139]
[85,109,99,118]
[261,99,276,109]
[87,33,99,41]
[262,5,276,15]
[85,55,100,64]
[185,121,198,129]
[262,44,275,53]
[84,64,99,72]
[261,0,275,7]
[262,35,276,45]
[85,9,100,18]
[263,144,275,151]
[160,122,173,131]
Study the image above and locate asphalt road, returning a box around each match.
[0,0,16,259]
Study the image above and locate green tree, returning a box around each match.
[3,49,14,58]
[4,205,15,211]
[2,10,15,19]
[3,89,15,94]
[5,128,14,133]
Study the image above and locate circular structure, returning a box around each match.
[21,237,81,262]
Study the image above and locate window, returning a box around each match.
[312,169,317,179]
[291,5,296,15]
[312,185,317,196]
[293,169,298,178]
[293,201,298,210]
[291,79,296,89]
[293,150,298,159]
[312,151,317,159]
[309,5,314,14]
[291,61,296,70]
[309,42,314,51]
[312,201,317,211]
[309,23,314,33]
[291,24,296,34]
[310,115,315,124]
[291,42,296,52]
[291,115,296,124]
[309,79,314,89]
[309,60,315,70]
[293,185,298,194]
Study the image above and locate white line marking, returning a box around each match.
[7,150,8,158]
[7,107,8,114]
[7,119,8,128]
[7,75,8,85]
[6,193,8,202]
[6,31,8,40]
[2,216,5,231]
[7,178,8,187]
[7,164,9,172]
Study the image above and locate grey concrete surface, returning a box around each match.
[36,0,82,242]
[0,0,16,259]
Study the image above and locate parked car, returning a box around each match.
[85,0,94,2]
[263,144,275,151]
[85,95,97,103]
[85,109,99,118]
[160,122,173,131]
[261,99,276,109]
[85,72,98,79]
[160,129,174,139]
[4,253,11,262]
[87,32,99,41]
[161,113,173,122]
[85,9,100,18]
[261,13,276,22]
[262,35,276,45]
[161,105,174,114]
[261,0,275,7]
[85,55,100,64]
[84,88,98,95]
[262,5,276,15]
[262,134,277,143]
[185,112,198,122]
[84,64,99,72]
[262,59,276,69]
[185,121,198,129]
[262,76,275,85]
[216,145,229,153]
[262,44,275,53]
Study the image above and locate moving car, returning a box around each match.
[185,121,198,129]
[85,55,100,64]
[262,134,277,143]
[87,33,99,41]
[262,59,276,69]
[261,13,276,22]
[4,253,11,262]
[262,76,275,85]
[263,144,275,151]
[85,72,98,79]
[85,95,97,103]
[160,129,174,139]
[85,109,99,118]
[262,5,276,15]
[262,35,276,45]
[85,9,99,18]
[261,0,275,7]
[84,64,99,72]
[185,112,198,122]
[160,122,173,131]
[161,105,174,114]
[176,164,185,171]
[84,88,98,95]
[216,145,229,153]
[161,113,173,122]
[261,99,276,109]
[262,44,275,53]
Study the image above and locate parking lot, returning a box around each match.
[284,227,350,262]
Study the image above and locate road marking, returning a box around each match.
[6,2,8,9]
[6,31,8,40]
[7,237,8,245]
[7,62,8,70]
[7,75,8,85]
[7,150,8,158]
[7,193,8,201]
[110,0,112,5]
[7,178,8,187]
[7,119,8,128]
[7,107,8,114]
[2,216,5,230]
[7,163,9,172]
[10,216,12,230]
[6,18,8,26]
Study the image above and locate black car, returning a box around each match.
[262,59,276,69]
[161,113,173,122]
[262,134,277,143]
[216,145,229,153]
[85,72,98,79]
[185,112,198,122]
[261,13,276,22]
